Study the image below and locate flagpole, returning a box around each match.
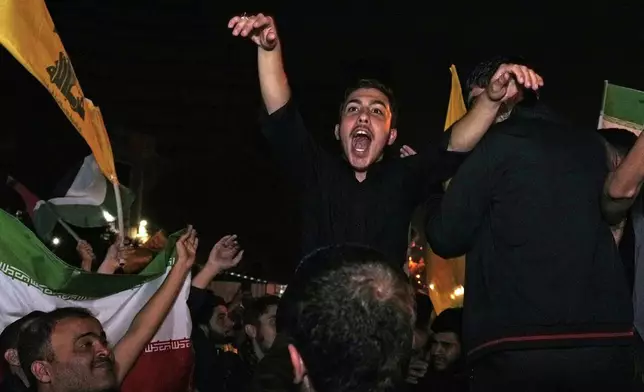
[56,218,81,242]
[598,80,608,129]
[113,181,125,247]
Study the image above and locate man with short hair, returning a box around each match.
[276,244,415,392]
[242,295,279,365]
[427,57,634,390]
[227,14,543,267]
[17,227,198,392]
[0,311,45,391]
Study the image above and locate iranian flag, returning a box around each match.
[0,209,193,392]
[7,154,133,240]
[599,82,644,135]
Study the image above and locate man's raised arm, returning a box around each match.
[448,64,544,152]
[228,13,290,114]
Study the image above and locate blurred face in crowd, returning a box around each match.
[33,317,116,392]
[335,88,397,173]
[430,332,461,372]
[209,305,234,337]
[255,304,277,353]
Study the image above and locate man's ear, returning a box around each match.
[244,324,257,340]
[287,344,307,384]
[31,360,52,384]
[334,124,340,141]
[4,349,19,367]
[387,128,398,146]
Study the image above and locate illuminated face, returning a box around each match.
[335,88,397,173]
[45,317,116,392]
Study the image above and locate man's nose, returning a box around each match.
[95,341,112,358]
[357,109,370,123]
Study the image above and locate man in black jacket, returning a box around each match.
[426,57,634,390]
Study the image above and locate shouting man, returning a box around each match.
[228,14,542,266]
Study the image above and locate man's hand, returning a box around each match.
[486,64,544,102]
[405,359,429,384]
[228,13,278,51]
[400,145,417,158]
[206,235,244,272]
[77,240,95,261]
[175,225,198,269]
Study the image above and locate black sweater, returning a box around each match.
[426,104,633,361]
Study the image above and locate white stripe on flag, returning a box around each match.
[0,265,191,351]
[49,155,107,207]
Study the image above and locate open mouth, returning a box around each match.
[350,127,373,154]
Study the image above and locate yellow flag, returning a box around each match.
[444,65,467,131]
[0,0,118,183]
[426,65,468,314]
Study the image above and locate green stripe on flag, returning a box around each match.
[52,184,134,229]
[603,83,644,130]
[0,209,181,298]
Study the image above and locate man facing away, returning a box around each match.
[227,14,543,267]
[276,244,416,392]
[426,56,634,390]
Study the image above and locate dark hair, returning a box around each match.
[431,307,463,337]
[340,79,398,128]
[18,307,95,386]
[193,293,227,325]
[465,55,529,107]
[278,244,414,392]
[243,295,280,327]
[597,128,638,158]
[0,311,45,375]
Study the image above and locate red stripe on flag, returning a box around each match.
[6,177,41,219]
[121,339,194,392]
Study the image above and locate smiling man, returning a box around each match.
[228,13,542,266]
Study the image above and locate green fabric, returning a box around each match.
[0,208,181,298]
[51,183,134,229]
[603,83,644,128]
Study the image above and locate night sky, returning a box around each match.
[0,0,643,282]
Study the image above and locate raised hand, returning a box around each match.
[400,145,417,158]
[175,225,198,269]
[207,234,244,271]
[228,13,278,51]
[486,64,544,103]
[76,240,95,261]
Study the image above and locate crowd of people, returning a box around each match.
[1,11,642,392]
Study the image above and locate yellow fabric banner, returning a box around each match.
[0,0,118,183]
[426,65,468,314]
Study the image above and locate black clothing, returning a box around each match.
[262,100,465,266]
[426,104,633,361]
[0,374,29,392]
[470,346,634,391]
[189,286,250,392]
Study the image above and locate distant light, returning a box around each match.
[136,220,149,243]
[453,285,465,296]
[139,220,148,227]
[52,237,61,246]
[102,210,116,222]
[429,283,435,290]
[415,274,421,279]
[417,280,422,284]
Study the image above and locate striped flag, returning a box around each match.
[599,82,644,135]
[0,0,117,182]
[7,155,133,240]
[0,209,193,392]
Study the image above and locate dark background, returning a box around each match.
[1,0,643,282]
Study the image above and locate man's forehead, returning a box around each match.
[346,88,390,106]
[433,332,459,343]
[261,305,278,317]
[52,317,103,341]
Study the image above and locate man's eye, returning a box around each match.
[346,106,358,112]
[372,108,383,115]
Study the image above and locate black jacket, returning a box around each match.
[426,104,633,361]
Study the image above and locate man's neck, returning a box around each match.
[354,171,367,182]
[252,340,265,361]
